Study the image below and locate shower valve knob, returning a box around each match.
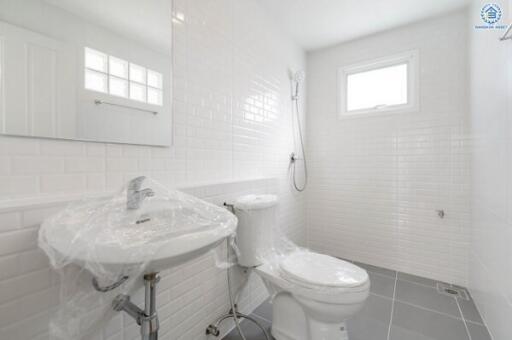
[290,153,302,162]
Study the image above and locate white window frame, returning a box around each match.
[337,50,419,118]
[83,47,164,107]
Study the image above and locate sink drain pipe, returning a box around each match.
[97,273,160,340]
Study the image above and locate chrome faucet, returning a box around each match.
[127,176,155,210]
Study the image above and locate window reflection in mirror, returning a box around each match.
[0,0,172,146]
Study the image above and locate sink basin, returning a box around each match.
[37,178,238,340]
[39,183,238,274]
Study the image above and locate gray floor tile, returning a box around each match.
[222,262,491,340]
[253,300,272,322]
[369,272,396,298]
[347,294,393,340]
[457,298,484,324]
[390,302,469,340]
[395,280,461,318]
[397,272,437,288]
[353,261,397,278]
[223,315,272,340]
[467,322,492,340]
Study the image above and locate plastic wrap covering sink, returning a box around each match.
[38,177,237,340]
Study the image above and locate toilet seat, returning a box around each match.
[279,251,368,289]
[256,258,370,305]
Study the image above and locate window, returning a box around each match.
[84,47,163,106]
[338,50,418,117]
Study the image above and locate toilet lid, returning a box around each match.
[280,252,368,288]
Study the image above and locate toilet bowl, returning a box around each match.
[233,195,370,340]
[256,252,369,340]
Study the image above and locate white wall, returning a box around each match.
[469,1,512,339]
[0,0,306,338]
[306,11,471,285]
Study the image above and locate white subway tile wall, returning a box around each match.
[0,0,306,338]
[469,1,512,339]
[306,12,471,285]
[0,178,295,340]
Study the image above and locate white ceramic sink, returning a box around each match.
[40,189,238,273]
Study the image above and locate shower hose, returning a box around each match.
[291,95,308,192]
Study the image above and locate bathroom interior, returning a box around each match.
[0,0,510,339]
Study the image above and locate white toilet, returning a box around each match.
[234,194,370,340]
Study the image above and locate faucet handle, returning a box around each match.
[127,176,154,210]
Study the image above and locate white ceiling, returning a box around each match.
[259,0,470,51]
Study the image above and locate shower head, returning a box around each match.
[292,70,306,84]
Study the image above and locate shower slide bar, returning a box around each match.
[500,23,512,41]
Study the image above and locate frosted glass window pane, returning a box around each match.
[85,48,107,73]
[83,47,166,107]
[147,88,163,106]
[109,77,128,98]
[85,70,107,93]
[130,64,146,84]
[130,82,146,102]
[109,57,128,79]
[147,70,163,89]
[347,63,408,111]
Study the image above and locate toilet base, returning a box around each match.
[271,328,295,340]
[307,319,349,340]
[270,292,351,340]
[272,322,349,340]
[271,292,307,340]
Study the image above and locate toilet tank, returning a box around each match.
[234,195,277,267]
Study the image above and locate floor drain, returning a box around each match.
[437,282,469,300]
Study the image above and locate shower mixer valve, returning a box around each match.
[290,152,303,162]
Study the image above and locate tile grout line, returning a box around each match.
[370,292,395,300]
[361,264,490,340]
[367,270,397,280]
[386,271,398,340]
[251,312,272,325]
[398,278,442,289]
[456,298,473,340]
[394,298,467,322]
[466,319,486,327]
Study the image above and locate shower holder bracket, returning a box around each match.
[290,152,303,163]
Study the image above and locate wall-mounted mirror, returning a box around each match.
[0,0,172,146]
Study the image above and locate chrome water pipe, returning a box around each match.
[112,273,160,340]
[143,273,160,340]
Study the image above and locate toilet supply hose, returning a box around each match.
[227,238,247,340]
[205,238,271,340]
